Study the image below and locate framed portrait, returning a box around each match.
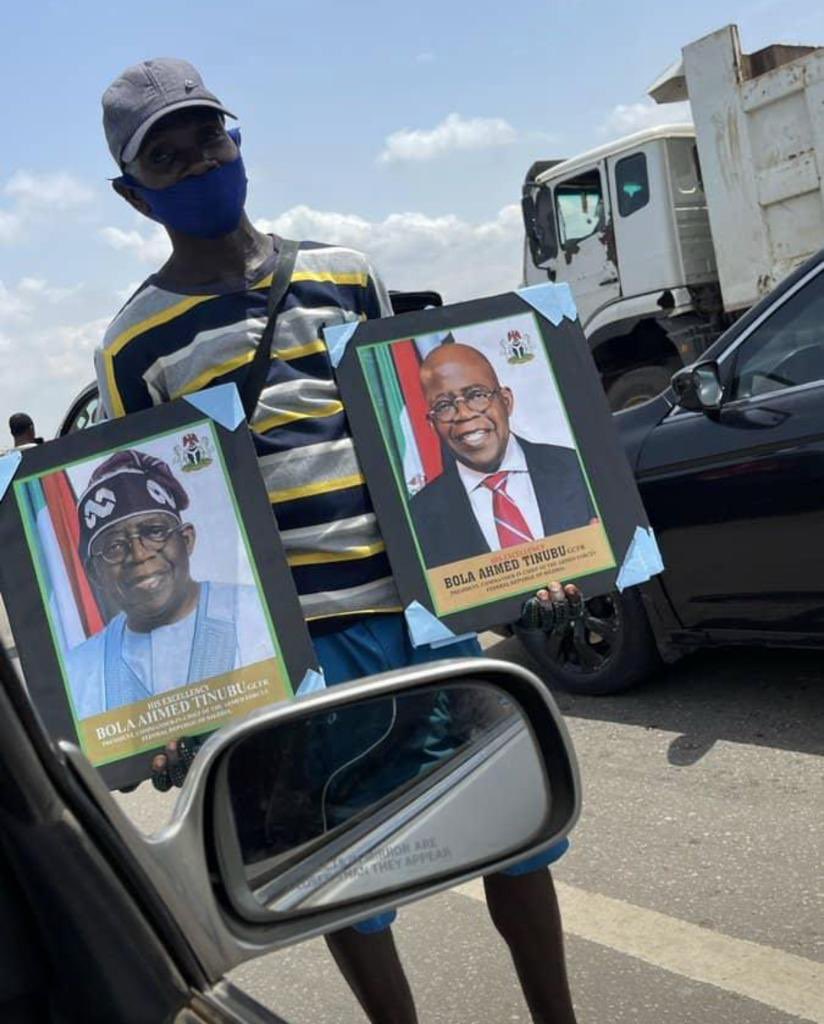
[335,290,652,635]
[0,390,317,789]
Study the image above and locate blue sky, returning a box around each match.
[2,0,823,436]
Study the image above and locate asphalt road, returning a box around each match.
[117,639,824,1023]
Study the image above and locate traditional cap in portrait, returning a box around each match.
[77,449,190,561]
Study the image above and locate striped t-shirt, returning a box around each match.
[95,240,402,627]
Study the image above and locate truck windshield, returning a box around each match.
[555,169,604,245]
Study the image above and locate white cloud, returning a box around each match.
[100,225,171,264]
[115,280,142,303]
[415,51,435,64]
[17,277,83,304]
[0,209,20,242]
[0,169,96,247]
[42,317,111,380]
[599,100,692,137]
[378,112,519,164]
[257,203,523,302]
[0,311,107,441]
[0,280,31,322]
[0,276,82,323]
[5,170,94,210]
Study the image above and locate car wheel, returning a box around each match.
[607,366,672,411]
[516,588,660,696]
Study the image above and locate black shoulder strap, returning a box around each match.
[240,238,300,421]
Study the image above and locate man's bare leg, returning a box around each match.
[325,925,418,1024]
[484,869,578,1024]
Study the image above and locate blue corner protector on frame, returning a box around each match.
[325,321,361,369]
[615,526,665,592]
[183,383,245,431]
[404,600,477,650]
[295,668,327,698]
[517,282,578,326]
[0,451,23,502]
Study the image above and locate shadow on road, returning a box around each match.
[485,635,824,765]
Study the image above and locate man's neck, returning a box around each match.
[155,215,274,289]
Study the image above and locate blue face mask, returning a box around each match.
[119,128,247,239]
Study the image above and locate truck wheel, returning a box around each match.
[515,588,660,696]
[607,366,672,411]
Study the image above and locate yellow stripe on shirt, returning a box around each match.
[253,270,369,290]
[253,400,343,434]
[287,542,386,567]
[108,293,215,358]
[171,349,255,399]
[268,473,366,505]
[169,338,330,401]
[103,293,217,417]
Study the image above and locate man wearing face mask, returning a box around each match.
[97,59,579,1024]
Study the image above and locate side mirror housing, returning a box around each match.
[671,361,723,414]
[62,658,580,979]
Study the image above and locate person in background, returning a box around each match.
[97,57,579,1023]
[9,413,43,448]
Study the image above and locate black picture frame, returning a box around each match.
[335,291,651,635]
[0,395,317,790]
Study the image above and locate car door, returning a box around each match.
[636,262,824,636]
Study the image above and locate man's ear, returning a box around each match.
[501,386,514,416]
[112,178,152,218]
[181,522,196,555]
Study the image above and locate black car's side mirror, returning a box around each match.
[671,361,724,414]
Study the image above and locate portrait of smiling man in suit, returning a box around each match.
[408,340,597,569]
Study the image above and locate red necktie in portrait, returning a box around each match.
[481,471,535,548]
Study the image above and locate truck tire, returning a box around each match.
[607,366,672,411]
[515,588,660,696]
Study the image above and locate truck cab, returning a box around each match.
[522,125,722,409]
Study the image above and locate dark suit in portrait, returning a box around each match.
[408,437,595,568]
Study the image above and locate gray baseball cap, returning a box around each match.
[102,57,236,165]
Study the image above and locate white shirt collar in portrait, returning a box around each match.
[455,435,543,552]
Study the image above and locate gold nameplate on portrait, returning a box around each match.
[428,523,614,616]
[80,657,289,766]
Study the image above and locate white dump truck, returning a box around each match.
[522,24,824,408]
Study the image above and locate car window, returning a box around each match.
[65,393,100,434]
[615,152,650,216]
[555,168,604,246]
[730,268,824,400]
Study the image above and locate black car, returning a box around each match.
[530,248,824,694]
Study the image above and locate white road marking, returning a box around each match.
[455,878,824,1023]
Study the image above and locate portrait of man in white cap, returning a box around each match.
[66,448,275,718]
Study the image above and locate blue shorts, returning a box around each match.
[312,613,570,935]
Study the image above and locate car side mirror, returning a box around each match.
[671,361,723,414]
[61,658,580,974]
[213,674,567,926]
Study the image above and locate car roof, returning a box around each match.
[703,245,824,362]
